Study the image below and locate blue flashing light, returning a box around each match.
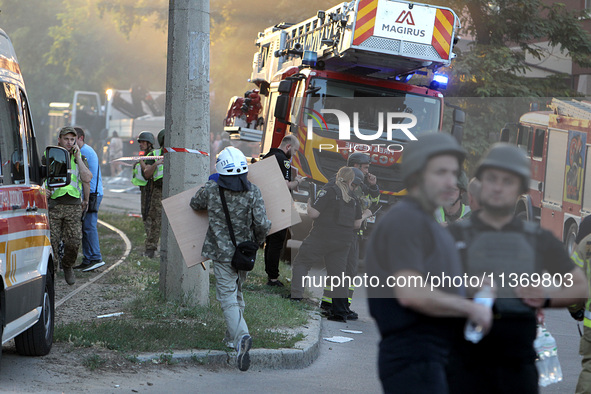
[432,73,449,90]
[395,73,414,83]
[303,50,317,67]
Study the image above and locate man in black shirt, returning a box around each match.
[366,133,492,394]
[446,143,587,394]
[262,135,303,286]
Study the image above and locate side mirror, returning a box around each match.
[45,146,71,188]
[453,108,465,124]
[274,95,290,121]
[278,80,293,94]
[500,128,510,142]
[451,124,463,144]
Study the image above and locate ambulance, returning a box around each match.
[0,28,71,363]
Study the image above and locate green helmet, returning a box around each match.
[157,129,165,148]
[347,152,371,166]
[402,133,466,186]
[475,143,530,193]
[137,131,155,146]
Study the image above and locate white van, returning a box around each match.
[0,28,71,362]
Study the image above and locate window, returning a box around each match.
[532,128,546,158]
[0,83,24,185]
[20,90,40,184]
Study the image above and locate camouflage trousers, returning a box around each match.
[142,185,162,253]
[49,204,82,270]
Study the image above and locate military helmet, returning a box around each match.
[351,167,365,186]
[157,129,165,148]
[475,143,530,193]
[137,131,155,145]
[347,152,371,166]
[216,146,249,175]
[401,133,466,185]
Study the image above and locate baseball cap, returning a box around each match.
[59,127,77,137]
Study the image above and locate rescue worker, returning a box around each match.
[570,216,591,394]
[131,131,159,258]
[141,129,164,258]
[291,167,371,322]
[435,170,470,224]
[320,167,367,318]
[262,134,303,287]
[190,146,271,372]
[366,133,493,393]
[446,143,587,394]
[47,127,92,285]
[320,153,379,312]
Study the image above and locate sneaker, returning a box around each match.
[236,334,252,371]
[73,261,92,270]
[82,261,106,272]
[64,267,76,286]
[266,279,284,287]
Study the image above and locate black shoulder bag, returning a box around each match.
[87,165,100,213]
[219,186,259,271]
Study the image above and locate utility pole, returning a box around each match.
[160,0,210,305]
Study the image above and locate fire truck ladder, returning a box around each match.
[551,98,591,120]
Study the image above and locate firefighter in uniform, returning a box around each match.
[366,133,492,393]
[291,167,371,322]
[568,216,591,394]
[446,144,587,394]
[140,129,164,258]
[262,134,303,286]
[47,127,92,285]
[435,171,471,224]
[190,146,271,371]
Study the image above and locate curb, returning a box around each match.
[135,311,323,369]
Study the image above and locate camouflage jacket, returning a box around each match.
[190,180,271,262]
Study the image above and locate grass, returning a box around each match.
[55,212,311,355]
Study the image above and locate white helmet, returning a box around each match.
[215,146,249,175]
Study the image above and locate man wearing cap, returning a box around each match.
[262,134,304,287]
[446,143,587,393]
[366,133,493,393]
[47,127,92,285]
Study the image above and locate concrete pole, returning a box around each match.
[160,0,210,305]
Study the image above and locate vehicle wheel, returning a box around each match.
[15,272,54,356]
[565,222,578,256]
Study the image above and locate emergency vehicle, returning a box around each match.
[48,86,165,172]
[0,28,71,363]
[224,0,464,249]
[503,98,591,253]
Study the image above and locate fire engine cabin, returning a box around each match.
[509,98,591,253]
[224,0,462,203]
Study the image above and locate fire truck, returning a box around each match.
[502,98,591,253]
[225,0,464,249]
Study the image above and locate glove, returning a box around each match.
[570,309,585,322]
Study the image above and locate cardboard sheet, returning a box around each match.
[161,157,301,268]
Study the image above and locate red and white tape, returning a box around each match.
[162,147,209,156]
[113,147,209,162]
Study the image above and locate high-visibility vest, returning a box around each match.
[435,204,471,224]
[50,154,82,199]
[148,149,164,181]
[131,162,147,186]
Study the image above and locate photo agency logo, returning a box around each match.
[304,106,418,153]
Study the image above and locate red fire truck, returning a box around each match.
[502,98,591,253]
[225,0,464,248]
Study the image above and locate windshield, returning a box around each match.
[303,78,441,140]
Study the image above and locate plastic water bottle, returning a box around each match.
[464,286,495,343]
[535,326,563,387]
